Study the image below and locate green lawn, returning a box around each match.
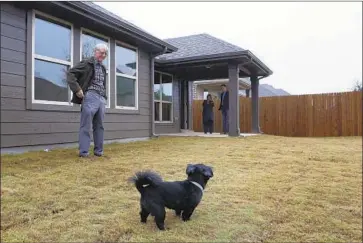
[1,135,362,242]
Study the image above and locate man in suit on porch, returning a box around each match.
[218,84,229,134]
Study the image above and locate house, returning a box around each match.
[0,1,272,152]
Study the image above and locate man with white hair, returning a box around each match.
[67,43,108,157]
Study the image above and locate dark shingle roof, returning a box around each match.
[157,33,245,61]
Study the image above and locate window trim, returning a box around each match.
[114,40,139,110]
[31,10,74,106]
[154,71,173,123]
[80,27,111,108]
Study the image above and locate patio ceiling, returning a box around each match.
[194,78,251,90]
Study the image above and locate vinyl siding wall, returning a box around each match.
[0,3,152,148]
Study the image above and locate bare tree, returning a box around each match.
[82,42,94,60]
[352,79,362,91]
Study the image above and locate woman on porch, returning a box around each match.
[202,94,215,134]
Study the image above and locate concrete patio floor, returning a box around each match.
[157,130,261,138]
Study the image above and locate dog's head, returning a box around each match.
[186,163,214,183]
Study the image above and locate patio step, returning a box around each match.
[181,129,194,133]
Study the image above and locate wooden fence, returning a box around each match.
[192,91,362,137]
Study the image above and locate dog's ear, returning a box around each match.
[186,164,196,175]
[208,167,214,178]
[203,167,214,178]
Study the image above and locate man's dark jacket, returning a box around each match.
[218,91,229,111]
[67,57,107,104]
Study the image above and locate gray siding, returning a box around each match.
[0,3,152,148]
[155,78,181,134]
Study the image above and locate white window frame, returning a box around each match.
[80,28,111,108]
[32,10,74,106]
[115,41,139,110]
[154,71,173,123]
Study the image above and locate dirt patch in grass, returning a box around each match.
[1,135,362,242]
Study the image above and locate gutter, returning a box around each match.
[245,51,273,76]
[257,75,269,81]
[240,56,272,80]
[156,51,248,65]
[150,46,168,137]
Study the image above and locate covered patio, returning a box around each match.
[155,33,273,136]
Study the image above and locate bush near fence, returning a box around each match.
[192,91,362,137]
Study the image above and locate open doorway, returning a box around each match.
[203,89,209,100]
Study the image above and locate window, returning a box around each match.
[32,12,73,105]
[115,42,138,109]
[154,72,173,122]
[81,29,110,107]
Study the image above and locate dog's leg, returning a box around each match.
[153,207,166,230]
[140,207,150,223]
[175,209,181,217]
[182,207,195,221]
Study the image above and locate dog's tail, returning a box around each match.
[128,171,163,193]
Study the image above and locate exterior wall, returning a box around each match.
[0,3,152,148]
[154,77,180,134]
[193,84,203,100]
[193,84,221,100]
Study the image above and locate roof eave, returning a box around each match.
[246,51,273,76]
[64,1,178,53]
[155,51,248,65]
[156,51,273,76]
[194,78,251,88]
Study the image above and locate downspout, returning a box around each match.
[150,46,168,137]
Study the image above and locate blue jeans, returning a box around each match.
[79,91,106,156]
[221,110,229,134]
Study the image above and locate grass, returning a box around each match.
[1,135,362,242]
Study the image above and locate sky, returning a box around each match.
[97,1,362,95]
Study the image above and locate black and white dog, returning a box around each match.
[129,163,214,230]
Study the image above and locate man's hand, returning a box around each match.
[76,89,84,98]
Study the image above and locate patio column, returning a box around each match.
[228,62,240,136]
[251,76,260,133]
[245,89,250,98]
[188,81,194,130]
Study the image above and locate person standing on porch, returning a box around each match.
[67,43,108,158]
[202,94,215,134]
[218,84,229,134]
